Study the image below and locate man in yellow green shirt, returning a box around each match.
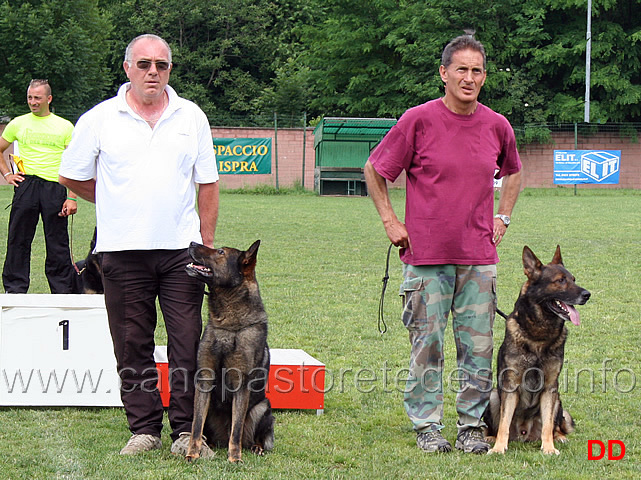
[0,79,78,293]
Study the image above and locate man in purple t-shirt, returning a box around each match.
[365,34,522,454]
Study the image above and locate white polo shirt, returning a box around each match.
[60,83,219,252]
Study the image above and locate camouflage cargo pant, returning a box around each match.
[399,263,496,434]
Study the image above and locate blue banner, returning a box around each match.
[554,150,621,184]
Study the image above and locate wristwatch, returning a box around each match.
[495,214,510,226]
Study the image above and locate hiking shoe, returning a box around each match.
[455,427,490,454]
[416,430,452,453]
[170,432,215,459]
[119,434,162,455]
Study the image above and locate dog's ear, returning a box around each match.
[551,244,564,265]
[241,240,261,276]
[522,246,542,281]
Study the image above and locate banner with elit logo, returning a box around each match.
[554,150,621,185]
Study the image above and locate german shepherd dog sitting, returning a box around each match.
[484,245,590,455]
[72,227,104,294]
[185,240,274,463]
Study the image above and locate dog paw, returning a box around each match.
[488,445,508,455]
[554,434,569,444]
[185,453,200,462]
[541,445,560,455]
[251,444,265,456]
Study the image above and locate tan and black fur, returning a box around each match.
[484,245,590,455]
[185,240,274,463]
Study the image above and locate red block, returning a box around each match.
[154,347,325,414]
[267,349,325,414]
[154,346,171,408]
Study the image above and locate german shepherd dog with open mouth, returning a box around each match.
[184,240,274,463]
[484,245,590,455]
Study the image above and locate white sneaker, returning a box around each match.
[119,434,162,455]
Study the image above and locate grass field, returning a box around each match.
[0,186,639,479]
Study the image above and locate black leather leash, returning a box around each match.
[496,307,509,319]
[377,243,395,334]
[378,242,509,331]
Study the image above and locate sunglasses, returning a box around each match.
[135,60,171,71]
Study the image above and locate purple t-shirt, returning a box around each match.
[369,99,522,266]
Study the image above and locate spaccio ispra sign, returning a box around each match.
[213,138,272,174]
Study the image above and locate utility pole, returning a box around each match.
[584,0,592,123]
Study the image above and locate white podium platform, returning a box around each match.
[0,295,326,412]
[0,294,122,406]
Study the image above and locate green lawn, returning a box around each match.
[0,186,639,479]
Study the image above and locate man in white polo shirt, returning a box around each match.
[59,34,219,456]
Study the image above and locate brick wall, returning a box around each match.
[211,126,316,190]
[2,124,639,190]
[519,131,641,189]
[0,124,316,189]
[216,127,640,190]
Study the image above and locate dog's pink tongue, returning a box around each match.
[567,304,581,326]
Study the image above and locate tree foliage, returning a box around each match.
[300,0,641,125]
[0,0,113,120]
[100,0,281,123]
[1,0,640,127]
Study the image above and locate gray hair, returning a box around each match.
[441,31,486,70]
[124,34,172,65]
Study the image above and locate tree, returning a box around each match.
[4,0,638,127]
[101,0,281,124]
[298,0,641,126]
[495,0,641,124]
[299,0,520,119]
[0,0,113,122]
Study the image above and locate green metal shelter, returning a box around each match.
[313,117,396,196]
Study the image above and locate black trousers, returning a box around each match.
[101,249,204,442]
[2,175,74,293]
